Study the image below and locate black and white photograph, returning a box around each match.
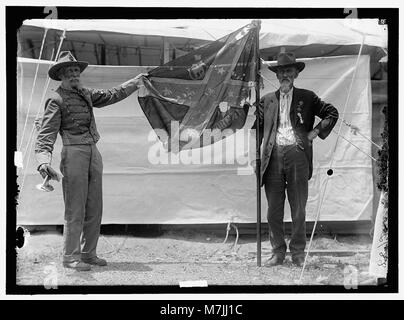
[3,3,399,300]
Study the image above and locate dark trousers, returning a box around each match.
[263,144,309,259]
[60,144,103,262]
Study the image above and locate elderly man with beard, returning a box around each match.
[35,51,146,271]
[252,52,339,267]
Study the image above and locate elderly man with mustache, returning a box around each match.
[252,52,339,267]
[35,51,146,271]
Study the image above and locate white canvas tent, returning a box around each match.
[16,19,387,232]
[19,19,387,70]
[22,19,387,48]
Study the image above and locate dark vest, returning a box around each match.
[55,87,101,145]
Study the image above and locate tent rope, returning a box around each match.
[259,73,278,90]
[232,223,239,249]
[19,51,55,194]
[19,31,66,195]
[20,47,55,164]
[19,48,55,182]
[206,220,241,261]
[328,36,366,172]
[340,118,382,150]
[18,28,48,152]
[332,129,377,162]
[99,234,129,256]
[223,221,231,244]
[222,222,240,251]
[298,35,366,283]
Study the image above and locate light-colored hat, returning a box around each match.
[268,51,305,73]
[48,51,88,81]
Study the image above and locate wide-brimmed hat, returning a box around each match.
[48,51,88,81]
[267,51,305,73]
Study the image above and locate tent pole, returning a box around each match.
[254,20,262,267]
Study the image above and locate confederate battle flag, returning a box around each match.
[137,20,261,151]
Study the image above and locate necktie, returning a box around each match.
[281,93,288,115]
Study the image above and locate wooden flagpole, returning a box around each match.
[254,20,262,267]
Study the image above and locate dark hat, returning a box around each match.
[267,51,305,73]
[48,51,88,81]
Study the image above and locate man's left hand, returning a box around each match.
[307,128,320,141]
[135,72,149,78]
[134,73,148,82]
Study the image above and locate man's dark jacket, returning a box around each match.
[253,87,339,186]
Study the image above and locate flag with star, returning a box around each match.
[138,20,261,151]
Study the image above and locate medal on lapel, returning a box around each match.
[297,100,304,124]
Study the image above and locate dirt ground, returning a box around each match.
[16,229,378,287]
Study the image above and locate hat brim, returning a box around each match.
[48,61,88,81]
[268,62,305,73]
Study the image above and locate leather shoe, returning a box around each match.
[63,260,91,271]
[265,254,285,266]
[82,256,107,266]
[292,256,305,267]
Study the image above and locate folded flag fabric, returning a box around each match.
[138,20,261,151]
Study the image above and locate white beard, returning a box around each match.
[280,80,293,93]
